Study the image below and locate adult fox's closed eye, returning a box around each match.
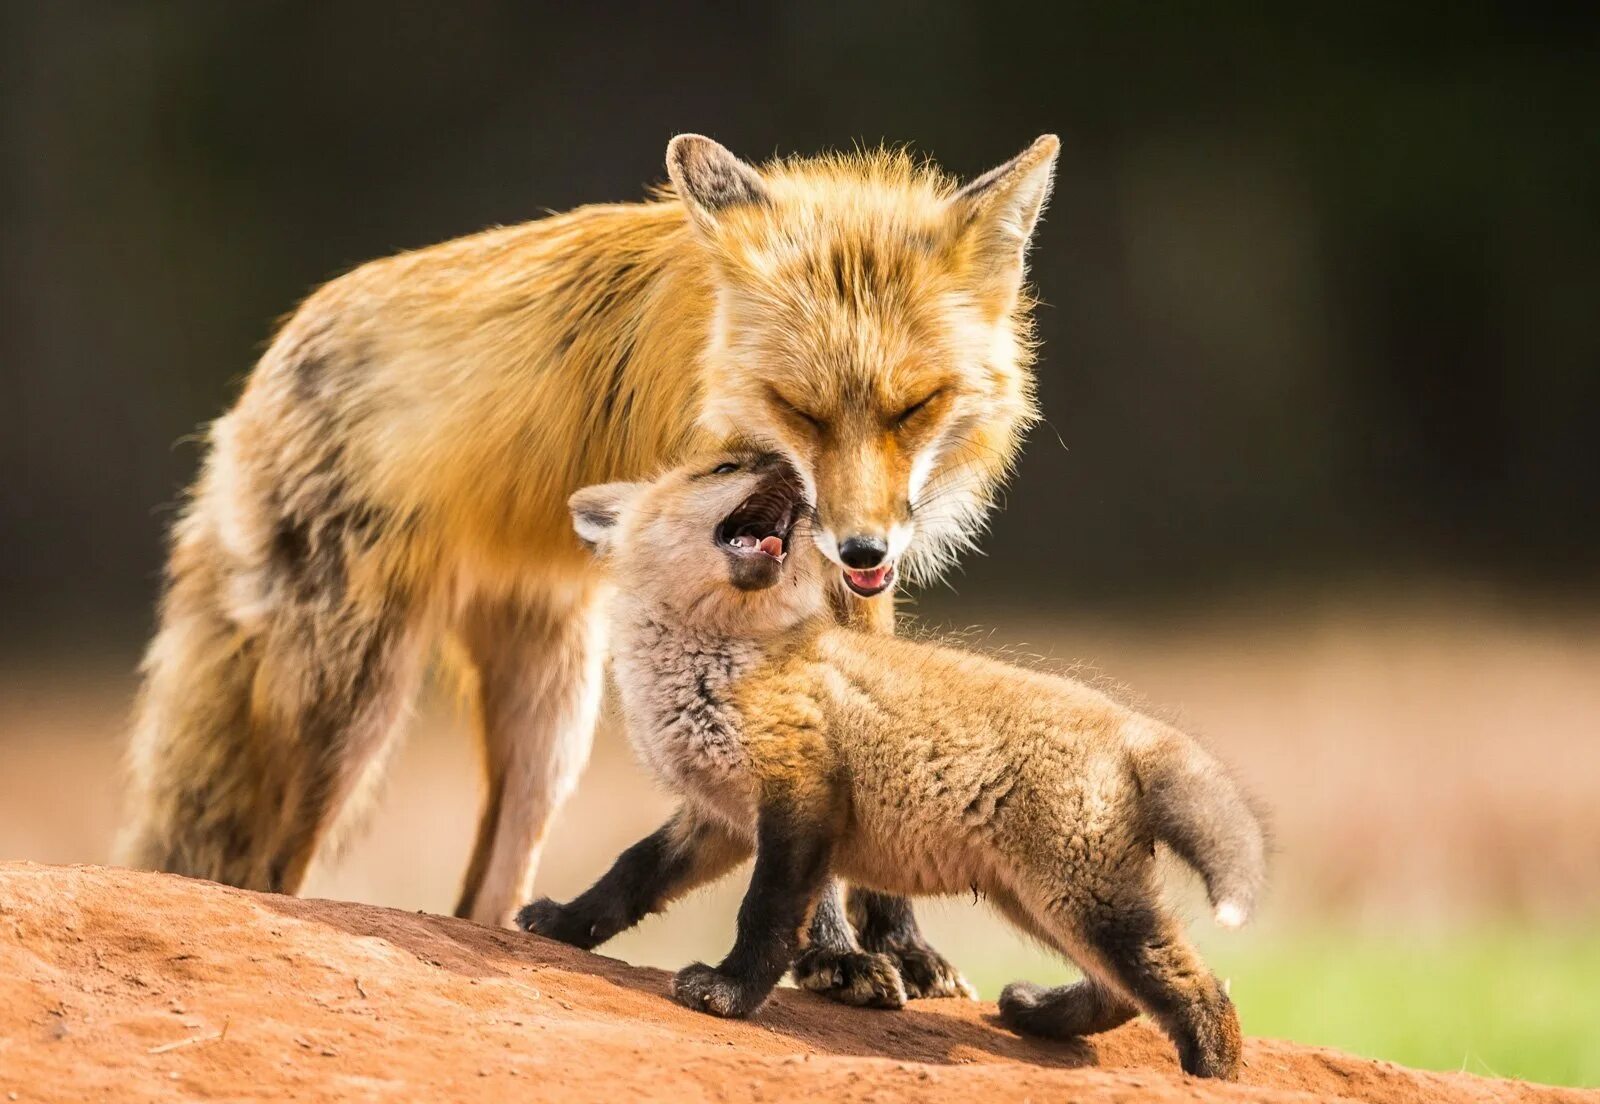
[117,134,1059,999]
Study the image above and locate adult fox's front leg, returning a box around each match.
[452,583,607,927]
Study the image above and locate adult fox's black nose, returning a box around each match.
[839,535,889,569]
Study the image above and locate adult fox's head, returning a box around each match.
[668,134,1057,598]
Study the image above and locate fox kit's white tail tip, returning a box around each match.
[1213,900,1249,929]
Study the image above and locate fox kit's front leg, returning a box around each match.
[519,806,750,949]
[672,801,834,1019]
[798,589,975,1003]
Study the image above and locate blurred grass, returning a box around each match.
[952,923,1600,1088]
[1217,928,1600,1088]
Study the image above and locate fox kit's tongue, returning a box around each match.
[731,533,786,560]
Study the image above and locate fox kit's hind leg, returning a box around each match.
[452,585,606,927]
[997,881,1242,1079]
[998,977,1137,1039]
[986,887,1137,1040]
[1076,904,1240,1078]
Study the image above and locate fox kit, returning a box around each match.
[119,134,1059,1002]
[522,451,1267,1080]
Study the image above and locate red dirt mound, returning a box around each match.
[0,863,1586,1103]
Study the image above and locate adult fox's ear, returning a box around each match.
[667,134,769,234]
[951,134,1060,289]
[569,482,642,557]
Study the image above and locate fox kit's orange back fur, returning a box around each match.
[526,453,1266,1079]
[120,135,1059,936]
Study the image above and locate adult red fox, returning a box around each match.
[120,133,1058,1006]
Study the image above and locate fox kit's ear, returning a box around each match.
[569,482,642,557]
[951,134,1060,285]
[667,134,769,233]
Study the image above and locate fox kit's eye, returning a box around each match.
[711,461,740,475]
[894,390,942,428]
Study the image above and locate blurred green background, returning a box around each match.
[2,2,1597,1087]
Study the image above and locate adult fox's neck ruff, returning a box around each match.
[120,135,1059,961]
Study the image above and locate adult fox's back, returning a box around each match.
[235,201,711,587]
[120,134,1059,937]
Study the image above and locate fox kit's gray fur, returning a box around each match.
[521,451,1267,1079]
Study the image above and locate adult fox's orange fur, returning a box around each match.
[119,134,1059,949]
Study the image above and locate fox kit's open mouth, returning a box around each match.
[716,461,805,590]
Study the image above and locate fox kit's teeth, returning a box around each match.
[727,532,786,561]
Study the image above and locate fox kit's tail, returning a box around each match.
[1130,720,1267,928]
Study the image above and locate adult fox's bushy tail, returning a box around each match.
[119,521,274,885]
[1134,723,1267,928]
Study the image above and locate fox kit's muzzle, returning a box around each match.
[715,457,806,592]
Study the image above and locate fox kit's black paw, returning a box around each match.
[884,944,977,1000]
[997,980,1054,1033]
[517,898,602,950]
[671,962,767,1018]
[852,893,975,1000]
[998,979,1136,1039]
[792,948,907,1009]
[1172,988,1244,1080]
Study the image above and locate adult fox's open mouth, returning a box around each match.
[841,564,895,598]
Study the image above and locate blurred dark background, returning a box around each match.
[4,2,1598,646]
